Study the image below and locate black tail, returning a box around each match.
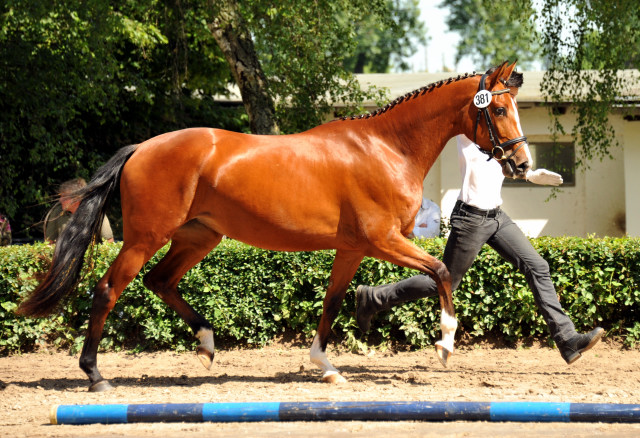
[17,145,138,317]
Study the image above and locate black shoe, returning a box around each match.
[559,327,605,364]
[355,285,376,333]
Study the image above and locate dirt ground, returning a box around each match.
[1,340,640,438]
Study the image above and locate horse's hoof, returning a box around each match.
[89,380,114,392]
[321,372,347,384]
[196,346,214,370]
[435,343,452,368]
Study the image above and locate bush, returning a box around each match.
[1,236,639,355]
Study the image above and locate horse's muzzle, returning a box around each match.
[502,159,530,179]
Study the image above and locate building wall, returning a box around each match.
[422,106,628,237]
[623,120,640,237]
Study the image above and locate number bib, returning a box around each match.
[473,90,492,108]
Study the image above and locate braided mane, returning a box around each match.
[337,71,478,121]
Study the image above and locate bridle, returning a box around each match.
[473,73,527,162]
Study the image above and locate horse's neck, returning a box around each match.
[368,80,473,180]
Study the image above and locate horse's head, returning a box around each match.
[467,61,532,179]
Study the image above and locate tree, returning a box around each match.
[239,0,390,133]
[207,0,279,135]
[0,0,241,240]
[535,0,640,167]
[0,0,149,239]
[343,0,426,73]
[442,0,543,71]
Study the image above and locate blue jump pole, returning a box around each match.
[50,401,640,425]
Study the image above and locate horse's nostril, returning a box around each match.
[517,162,530,172]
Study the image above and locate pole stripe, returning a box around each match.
[570,403,640,422]
[128,403,203,423]
[51,404,129,425]
[202,402,280,422]
[279,401,491,421]
[50,401,640,425]
[490,402,570,422]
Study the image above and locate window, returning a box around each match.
[504,141,575,186]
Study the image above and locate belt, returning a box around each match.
[454,200,500,218]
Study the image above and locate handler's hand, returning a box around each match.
[526,168,563,186]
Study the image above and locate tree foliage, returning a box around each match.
[535,0,640,168]
[442,0,542,70]
[241,0,390,133]
[343,0,426,73]
[0,0,244,240]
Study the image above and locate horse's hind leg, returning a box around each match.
[80,243,160,392]
[310,249,363,384]
[143,219,223,370]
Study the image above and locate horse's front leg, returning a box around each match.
[370,233,456,367]
[310,249,363,383]
[79,246,149,391]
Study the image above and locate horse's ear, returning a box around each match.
[484,62,506,87]
[487,61,516,88]
[487,61,516,90]
[502,61,518,82]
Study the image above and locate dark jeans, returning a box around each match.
[369,200,577,344]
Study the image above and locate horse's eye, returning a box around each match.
[495,107,507,116]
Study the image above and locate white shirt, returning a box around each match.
[456,135,504,210]
[410,198,441,239]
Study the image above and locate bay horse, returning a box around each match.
[18,62,531,391]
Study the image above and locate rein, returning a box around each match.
[472,73,527,162]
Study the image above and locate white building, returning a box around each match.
[355,71,640,237]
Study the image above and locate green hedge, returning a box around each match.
[1,237,639,355]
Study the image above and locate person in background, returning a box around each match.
[408,198,441,239]
[356,134,604,365]
[0,213,11,246]
[44,178,114,243]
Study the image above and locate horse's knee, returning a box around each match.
[434,260,452,288]
[92,280,117,310]
[142,271,159,291]
[431,260,455,314]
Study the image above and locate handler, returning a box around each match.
[44,178,114,243]
[356,134,604,364]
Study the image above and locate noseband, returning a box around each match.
[473,73,527,162]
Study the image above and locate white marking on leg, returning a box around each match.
[437,309,458,353]
[196,327,214,353]
[309,335,340,379]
